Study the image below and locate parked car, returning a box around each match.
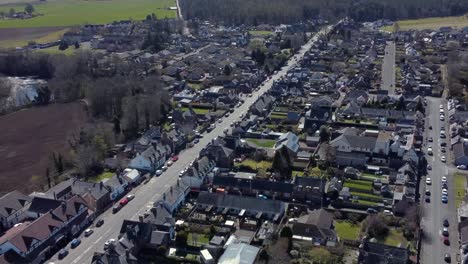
[442,195,448,203]
[84,229,94,237]
[112,204,122,213]
[167,160,173,166]
[428,137,433,142]
[444,253,451,263]
[155,170,163,176]
[443,237,450,245]
[458,165,467,170]
[126,194,135,201]
[366,208,378,214]
[104,239,116,250]
[425,190,431,196]
[440,142,447,147]
[96,219,104,227]
[441,156,446,162]
[70,238,81,249]
[58,249,69,259]
[383,210,393,216]
[171,156,179,162]
[119,198,129,206]
[443,219,449,227]
[427,165,432,170]
[161,166,168,171]
[426,177,432,185]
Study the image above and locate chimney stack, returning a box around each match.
[163,193,166,200]
[170,186,173,193]
[139,215,143,222]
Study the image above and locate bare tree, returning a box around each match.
[0,78,12,98]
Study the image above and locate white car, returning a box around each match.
[161,166,168,171]
[458,165,467,170]
[383,210,393,216]
[427,147,433,155]
[440,105,444,109]
[167,160,173,166]
[155,170,163,176]
[440,115,445,121]
[426,177,432,185]
[441,176,447,183]
[84,229,94,237]
[126,194,135,201]
[441,156,446,162]
[442,189,448,196]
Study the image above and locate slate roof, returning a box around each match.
[213,175,294,194]
[0,191,31,218]
[296,209,333,229]
[28,197,62,215]
[358,241,409,264]
[332,134,377,150]
[453,141,468,161]
[197,192,285,215]
[274,132,300,153]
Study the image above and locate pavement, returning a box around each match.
[420,97,458,264]
[381,41,396,95]
[49,24,336,264]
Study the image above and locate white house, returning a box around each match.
[122,169,141,184]
[129,143,171,173]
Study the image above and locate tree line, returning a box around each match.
[179,0,468,25]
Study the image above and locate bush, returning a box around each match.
[280,226,293,238]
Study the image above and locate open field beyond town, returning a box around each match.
[0,0,176,47]
[383,14,468,32]
[0,102,87,195]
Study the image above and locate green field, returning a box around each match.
[249,30,273,36]
[246,138,276,148]
[455,173,467,208]
[89,171,114,183]
[0,0,176,28]
[378,229,408,247]
[382,14,468,32]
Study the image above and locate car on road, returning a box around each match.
[119,198,129,206]
[167,160,173,166]
[442,227,449,236]
[58,249,69,259]
[443,219,449,227]
[95,219,104,227]
[223,127,229,133]
[155,170,163,176]
[425,177,432,185]
[443,237,450,245]
[425,189,431,196]
[441,156,446,162]
[427,165,432,170]
[217,119,223,123]
[458,165,467,170]
[428,137,433,142]
[239,113,244,119]
[442,195,448,203]
[161,166,168,171]
[440,142,447,147]
[366,208,378,214]
[442,176,447,183]
[70,238,81,248]
[425,197,430,203]
[104,239,116,250]
[84,228,94,237]
[440,115,445,121]
[444,253,451,262]
[171,156,179,162]
[126,194,135,201]
[441,147,446,153]
[427,147,433,155]
[440,133,446,139]
[442,189,448,196]
[112,204,122,213]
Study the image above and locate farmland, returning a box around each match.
[382,14,468,32]
[0,102,87,195]
[0,0,176,47]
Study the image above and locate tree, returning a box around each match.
[271,145,292,179]
[280,226,292,238]
[58,41,69,51]
[74,41,80,49]
[364,214,389,239]
[319,125,330,143]
[24,3,34,15]
[223,64,232,75]
[175,231,188,247]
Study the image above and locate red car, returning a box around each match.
[171,156,179,162]
[119,198,129,206]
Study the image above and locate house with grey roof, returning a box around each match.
[160,179,190,214]
[358,240,409,264]
[103,174,129,201]
[0,191,32,230]
[128,143,171,173]
[274,132,300,158]
[218,243,260,264]
[197,192,285,222]
[292,209,338,246]
[453,140,468,167]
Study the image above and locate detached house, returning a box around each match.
[292,209,338,246]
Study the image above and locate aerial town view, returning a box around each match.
[0,0,467,263]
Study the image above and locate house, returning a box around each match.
[122,168,141,185]
[196,192,285,222]
[38,179,111,213]
[274,132,300,158]
[160,179,190,214]
[218,243,260,264]
[292,177,324,204]
[103,174,129,201]
[453,140,468,166]
[0,195,93,264]
[141,202,175,239]
[0,191,32,230]
[250,95,275,116]
[331,134,377,154]
[200,139,235,168]
[128,143,171,173]
[292,209,338,246]
[358,240,410,264]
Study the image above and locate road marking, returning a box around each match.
[72,246,91,263]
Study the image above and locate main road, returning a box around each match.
[50,24,337,264]
[420,97,458,264]
[381,41,396,95]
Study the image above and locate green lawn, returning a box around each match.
[246,138,276,148]
[234,159,272,171]
[89,172,114,183]
[355,200,378,206]
[187,233,210,246]
[379,229,408,247]
[188,82,204,90]
[292,170,305,177]
[335,221,361,241]
[0,0,176,28]
[180,107,210,114]
[382,14,468,32]
[455,173,467,208]
[249,30,274,36]
[351,192,382,203]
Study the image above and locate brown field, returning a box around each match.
[0,102,87,195]
[0,27,68,48]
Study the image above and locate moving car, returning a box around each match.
[70,238,81,249]
[84,228,94,237]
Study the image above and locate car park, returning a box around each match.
[70,238,81,248]
[84,228,94,237]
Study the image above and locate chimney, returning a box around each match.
[53,192,56,200]
[163,193,166,200]
[170,186,173,193]
[139,215,143,222]
[177,179,180,186]
[61,201,67,212]
[100,181,104,190]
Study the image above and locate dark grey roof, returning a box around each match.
[453,141,468,160]
[213,175,294,194]
[359,241,409,264]
[0,191,31,218]
[294,177,324,191]
[197,192,285,215]
[297,209,333,229]
[143,203,175,228]
[162,179,189,208]
[150,231,169,246]
[28,197,62,215]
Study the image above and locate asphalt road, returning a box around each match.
[381,41,396,95]
[49,25,335,264]
[420,97,458,264]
